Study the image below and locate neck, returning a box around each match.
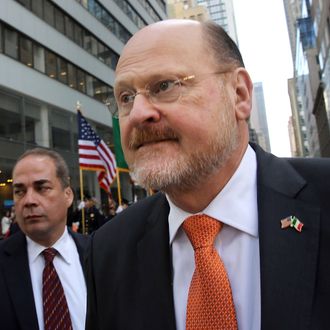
[167,141,248,213]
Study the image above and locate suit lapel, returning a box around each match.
[254,145,320,329]
[3,232,39,330]
[137,194,176,330]
[69,229,89,267]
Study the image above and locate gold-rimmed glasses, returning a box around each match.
[108,71,232,117]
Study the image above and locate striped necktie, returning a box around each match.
[42,248,72,330]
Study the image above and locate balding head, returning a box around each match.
[116,19,243,78]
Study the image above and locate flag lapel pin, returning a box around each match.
[280,215,304,232]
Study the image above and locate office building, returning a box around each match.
[197,0,238,44]
[0,0,167,209]
[284,0,330,157]
[250,82,271,152]
[167,0,210,21]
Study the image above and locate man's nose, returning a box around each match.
[23,189,38,206]
[129,93,161,124]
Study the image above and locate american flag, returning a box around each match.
[78,110,116,193]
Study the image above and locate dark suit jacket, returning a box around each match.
[0,228,89,330]
[86,144,330,330]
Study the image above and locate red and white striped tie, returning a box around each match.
[42,248,72,330]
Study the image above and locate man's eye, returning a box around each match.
[13,189,25,197]
[153,80,176,94]
[119,93,134,104]
[38,186,51,193]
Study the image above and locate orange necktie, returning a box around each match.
[182,214,238,330]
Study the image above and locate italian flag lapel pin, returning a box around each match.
[280,215,304,232]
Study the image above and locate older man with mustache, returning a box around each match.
[86,19,330,330]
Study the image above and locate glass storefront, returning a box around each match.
[0,88,120,212]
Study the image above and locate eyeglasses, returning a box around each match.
[109,71,232,117]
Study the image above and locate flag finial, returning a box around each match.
[76,101,81,111]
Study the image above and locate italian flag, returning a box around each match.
[290,216,303,232]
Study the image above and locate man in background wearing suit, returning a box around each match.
[86,19,330,329]
[0,148,89,330]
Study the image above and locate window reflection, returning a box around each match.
[45,50,57,78]
[1,21,113,103]
[0,24,3,53]
[57,57,68,84]
[4,27,18,59]
[31,0,44,18]
[33,44,45,72]
[77,69,86,93]
[44,1,55,27]
[67,64,77,89]
[15,0,120,71]
[0,108,22,142]
[20,37,33,67]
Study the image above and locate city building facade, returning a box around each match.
[0,0,167,211]
[167,0,210,22]
[284,0,330,157]
[197,0,238,44]
[250,82,271,152]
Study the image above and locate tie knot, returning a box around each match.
[182,214,222,250]
[42,248,57,263]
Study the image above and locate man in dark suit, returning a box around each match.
[85,19,330,329]
[0,148,89,330]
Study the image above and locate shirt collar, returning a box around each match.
[26,227,72,265]
[168,145,258,244]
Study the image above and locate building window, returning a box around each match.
[54,7,65,34]
[17,0,31,8]
[65,16,74,40]
[74,24,83,47]
[52,127,71,150]
[4,27,18,59]
[77,69,86,93]
[86,74,94,97]
[57,57,68,84]
[31,0,44,18]
[51,110,71,151]
[67,63,77,89]
[33,44,45,72]
[0,23,3,53]
[44,0,55,27]
[20,37,33,67]
[45,50,57,78]
[1,22,113,103]
[16,0,120,71]
[0,109,23,142]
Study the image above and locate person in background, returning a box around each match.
[115,198,129,214]
[1,209,12,238]
[85,19,330,329]
[83,196,105,234]
[0,148,89,330]
[104,197,117,222]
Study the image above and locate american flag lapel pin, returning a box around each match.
[280,215,304,232]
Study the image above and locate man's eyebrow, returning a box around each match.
[34,179,51,186]
[13,179,51,188]
[13,183,25,189]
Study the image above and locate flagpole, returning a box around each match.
[116,167,122,206]
[79,168,86,235]
[76,100,86,235]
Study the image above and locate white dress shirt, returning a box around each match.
[27,227,87,330]
[168,145,261,330]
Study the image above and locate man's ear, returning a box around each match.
[64,187,74,208]
[233,68,253,120]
